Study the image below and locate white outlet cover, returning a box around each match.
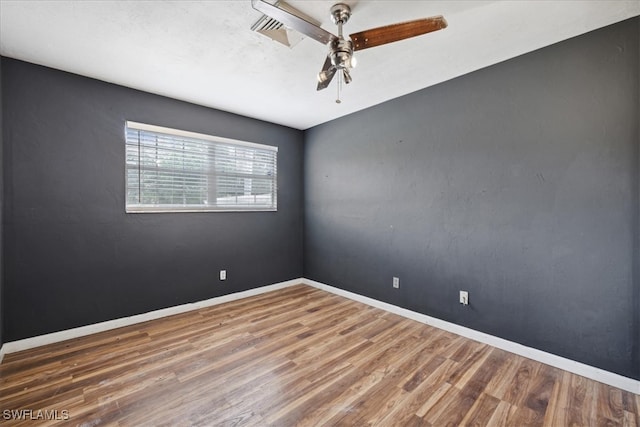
[220,270,227,281]
[459,291,469,304]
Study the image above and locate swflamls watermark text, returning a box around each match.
[2,409,70,421]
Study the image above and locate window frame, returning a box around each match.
[125,121,278,213]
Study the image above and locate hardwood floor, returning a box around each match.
[1,284,638,426]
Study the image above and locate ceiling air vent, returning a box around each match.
[251,1,321,48]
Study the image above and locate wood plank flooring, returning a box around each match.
[1,284,638,426]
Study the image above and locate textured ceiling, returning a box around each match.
[1,1,638,130]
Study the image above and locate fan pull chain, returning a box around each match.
[336,70,342,104]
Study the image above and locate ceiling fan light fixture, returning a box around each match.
[342,69,352,84]
[329,38,354,69]
[318,70,331,83]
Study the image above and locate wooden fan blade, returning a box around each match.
[350,16,447,51]
[317,56,337,91]
[251,0,336,45]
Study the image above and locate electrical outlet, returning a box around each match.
[459,290,469,305]
[220,270,227,281]
[393,277,400,289]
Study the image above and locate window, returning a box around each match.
[125,122,277,212]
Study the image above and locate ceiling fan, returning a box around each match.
[251,0,447,100]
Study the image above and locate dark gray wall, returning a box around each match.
[0,55,4,348]
[2,58,304,342]
[305,18,640,379]
[634,18,640,382]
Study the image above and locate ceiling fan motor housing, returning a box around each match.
[330,38,354,69]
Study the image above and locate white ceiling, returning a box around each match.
[1,1,638,130]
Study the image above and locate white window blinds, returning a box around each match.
[125,122,277,212]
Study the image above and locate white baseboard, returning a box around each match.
[1,278,302,355]
[3,277,638,395]
[301,278,640,395]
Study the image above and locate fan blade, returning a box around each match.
[251,0,336,45]
[350,16,447,51]
[317,55,337,91]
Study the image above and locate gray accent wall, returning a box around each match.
[2,58,304,342]
[634,18,640,382]
[304,18,640,379]
[0,55,4,348]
